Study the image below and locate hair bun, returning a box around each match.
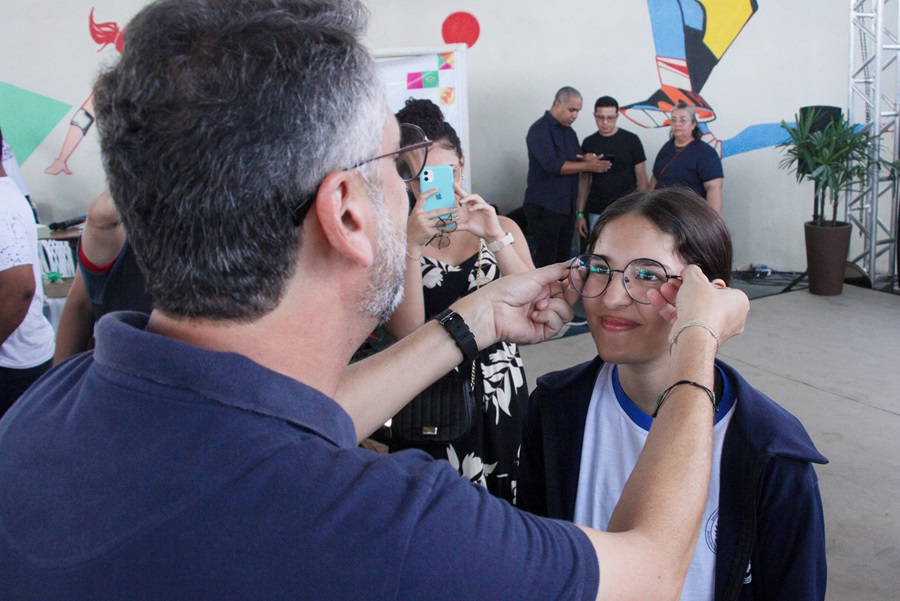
[395,98,443,129]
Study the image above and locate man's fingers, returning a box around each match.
[525,262,574,288]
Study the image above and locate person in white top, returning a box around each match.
[0,130,55,416]
[1,132,37,221]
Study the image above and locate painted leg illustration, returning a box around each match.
[45,95,94,176]
[621,0,758,129]
[44,10,124,176]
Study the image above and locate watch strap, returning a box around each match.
[486,231,514,253]
[434,308,479,362]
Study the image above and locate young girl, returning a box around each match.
[518,188,827,600]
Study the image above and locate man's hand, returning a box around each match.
[576,216,589,238]
[579,153,612,174]
[647,264,749,344]
[450,263,579,349]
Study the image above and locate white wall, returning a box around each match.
[364,0,850,271]
[1,0,849,270]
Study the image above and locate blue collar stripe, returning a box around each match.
[612,364,737,432]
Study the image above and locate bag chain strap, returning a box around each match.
[469,243,484,390]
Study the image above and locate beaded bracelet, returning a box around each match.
[405,248,422,262]
[651,380,718,417]
[668,319,720,353]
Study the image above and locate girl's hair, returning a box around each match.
[395,98,462,158]
[590,188,733,284]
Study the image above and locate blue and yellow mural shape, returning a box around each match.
[622,0,789,158]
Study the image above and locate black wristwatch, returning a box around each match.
[435,308,479,362]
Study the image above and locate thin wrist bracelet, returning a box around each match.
[668,319,720,353]
[652,380,718,417]
[434,308,479,363]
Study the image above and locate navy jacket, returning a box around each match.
[518,357,828,601]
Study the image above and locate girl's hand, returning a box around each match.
[452,182,504,241]
[407,187,459,248]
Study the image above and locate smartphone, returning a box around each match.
[420,165,456,218]
[603,154,616,163]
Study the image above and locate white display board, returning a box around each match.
[374,45,471,182]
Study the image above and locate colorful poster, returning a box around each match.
[376,46,469,166]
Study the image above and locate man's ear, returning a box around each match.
[312,170,375,268]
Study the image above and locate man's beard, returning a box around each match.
[358,186,406,323]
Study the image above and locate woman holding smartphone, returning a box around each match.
[518,188,827,599]
[387,98,534,503]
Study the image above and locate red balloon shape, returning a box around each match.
[442,12,480,48]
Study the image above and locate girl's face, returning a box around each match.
[584,212,686,368]
[407,144,463,200]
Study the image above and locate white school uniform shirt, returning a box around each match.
[574,362,736,601]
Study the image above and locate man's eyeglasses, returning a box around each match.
[290,123,432,226]
[594,115,618,122]
[568,254,682,305]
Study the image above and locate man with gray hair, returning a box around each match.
[524,86,608,267]
[0,1,749,599]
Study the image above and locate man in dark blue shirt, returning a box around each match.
[0,1,750,598]
[524,87,607,266]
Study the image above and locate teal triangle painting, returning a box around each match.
[0,82,73,163]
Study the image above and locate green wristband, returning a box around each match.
[575,212,585,219]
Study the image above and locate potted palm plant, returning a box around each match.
[778,107,880,295]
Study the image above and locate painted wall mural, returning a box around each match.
[0,6,125,218]
[44,9,124,177]
[0,2,824,226]
[421,3,791,160]
[621,0,789,159]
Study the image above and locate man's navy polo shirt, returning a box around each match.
[524,111,582,215]
[0,312,598,599]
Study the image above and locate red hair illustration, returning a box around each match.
[89,8,125,53]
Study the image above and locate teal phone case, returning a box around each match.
[421,165,456,217]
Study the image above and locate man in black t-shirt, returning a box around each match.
[576,96,649,241]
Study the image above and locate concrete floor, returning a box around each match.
[519,284,900,600]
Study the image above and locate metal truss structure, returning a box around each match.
[849,0,900,291]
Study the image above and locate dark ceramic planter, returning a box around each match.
[805,221,852,295]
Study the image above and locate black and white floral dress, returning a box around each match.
[390,241,529,504]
